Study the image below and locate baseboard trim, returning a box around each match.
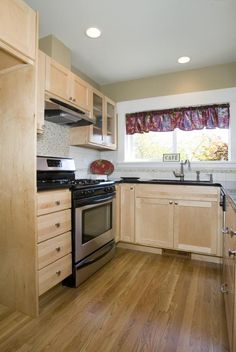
[117,242,222,264]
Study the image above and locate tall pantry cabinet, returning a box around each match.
[0,0,38,317]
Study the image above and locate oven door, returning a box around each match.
[74,196,114,263]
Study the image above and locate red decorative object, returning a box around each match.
[90,159,114,175]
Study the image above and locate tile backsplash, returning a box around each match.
[37,121,100,178]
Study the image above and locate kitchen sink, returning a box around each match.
[147,179,213,185]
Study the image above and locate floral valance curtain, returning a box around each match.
[126,103,230,135]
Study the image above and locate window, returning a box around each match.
[125,128,229,162]
[125,102,230,162]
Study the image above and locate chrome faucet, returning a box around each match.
[173,159,191,181]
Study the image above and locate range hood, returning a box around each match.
[45,97,94,126]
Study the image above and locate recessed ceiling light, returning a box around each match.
[85,27,101,39]
[178,56,191,64]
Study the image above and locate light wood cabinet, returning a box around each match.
[37,189,72,296]
[38,254,72,296]
[69,89,117,150]
[37,50,46,133]
[121,184,221,256]
[222,197,236,352]
[70,72,91,112]
[45,56,91,113]
[0,0,37,71]
[174,199,218,254]
[114,185,121,243]
[136,197,174,248]
[120,184,135,243]
[37,189,71,216]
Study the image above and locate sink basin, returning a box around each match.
[148,179,212,185]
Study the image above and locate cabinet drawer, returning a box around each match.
[135,184,219,202]
[38,254,72,296]
[37,209,71,243]
[38,232,71,269]
[37,189,71,216]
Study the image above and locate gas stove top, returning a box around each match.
[37,178,114,191]
[37,156,115,191]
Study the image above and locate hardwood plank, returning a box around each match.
[0,249,228,352]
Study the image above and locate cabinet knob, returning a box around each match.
[230,229,236,237]
[56,270,61,276]
[222,227,229,234]
[174,201,178,205]
[73,98,76,102]
[220,283,228,294]
[130,187,134,190]
[55,223,61,228]
[228,249,236,257]
[169,201,173,204]
[69,97,73,101]
[56,247,61,252]
[55,200,61,206]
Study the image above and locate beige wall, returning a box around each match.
[101,62,236,102]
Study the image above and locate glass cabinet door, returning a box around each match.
[105,99,116,148]
[90,91,103,144]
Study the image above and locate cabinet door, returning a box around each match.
[223,199,236,352]
[0,0,36,60]
[45,56,70,101]
[104,97,117,149]
[135,198,174,248]
[174,200,218,255]
[120,185,135,243]
[70,73,91,112]
[37,50,46,133]
[89,90,104,145]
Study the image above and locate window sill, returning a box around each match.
[116,161,236,170]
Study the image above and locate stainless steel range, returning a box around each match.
[37,156,116,287]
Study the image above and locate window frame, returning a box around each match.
[115,87,236,169]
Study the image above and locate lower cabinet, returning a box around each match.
[173,199,218,254]
[37,189,72,296]
[136,198,173,248]
[120,184,135,243]
[222,196,236,352]
[119,184,221,257]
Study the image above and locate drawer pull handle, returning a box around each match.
[228,249,236,257]
[56,270,61,276]
[56,247,61,252]
[55,201,61,206]
[169,201,173,204]
[55,223,61,228]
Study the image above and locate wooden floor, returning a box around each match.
[0,248,229,352]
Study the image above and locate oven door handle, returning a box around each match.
[92,195,115,204]
[76,242,115,269]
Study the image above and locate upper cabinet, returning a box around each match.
[0,0,37,72]
[45,56,91,113]
[69,89,117,150]
[38,55,117,150]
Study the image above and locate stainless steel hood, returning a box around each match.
[45,97,94,126]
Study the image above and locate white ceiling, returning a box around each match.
[26,0,236,85]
